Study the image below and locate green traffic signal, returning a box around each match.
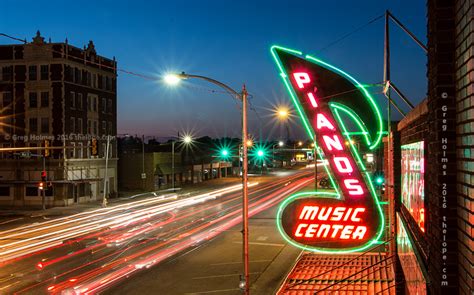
[221,149,229,157]
[375,176,384,185]
[257,149,264,157]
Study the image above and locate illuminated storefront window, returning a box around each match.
[401,141,425,232]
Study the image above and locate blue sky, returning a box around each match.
[1,0,427,141]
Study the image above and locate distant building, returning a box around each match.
[117,137,234,192]
[0,31,117,207]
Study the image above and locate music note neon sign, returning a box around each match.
[271,46,385,253]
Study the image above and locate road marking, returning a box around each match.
[210,259,272,266]
[192,272,260,280]
[232,241,285,247]
[256,236,268,241]
[184,288,241,294]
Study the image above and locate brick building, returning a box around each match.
[388,1,473,294]
[0,31,118,207]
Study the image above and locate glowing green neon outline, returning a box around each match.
[271,45,385,253]
[330,103,373,148]
[270,46,341,196]
[305,55,384,150]
[276,192,381,253]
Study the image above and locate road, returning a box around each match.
[0,168,314,294]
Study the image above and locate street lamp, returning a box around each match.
[164,72,251,294]
[275,106,290,141]
[171,134,194,191]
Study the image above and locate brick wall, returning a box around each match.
[427,1,459,293]
[454,1,474,294]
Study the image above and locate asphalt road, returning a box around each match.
[0,168,315,294]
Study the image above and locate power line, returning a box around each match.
[317,13,385,52]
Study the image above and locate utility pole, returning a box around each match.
[102,135,110,207]
[241,85,250,295]
[314,143,318,190]
[142,135,145,190]
[42,155,46,210]
[171,140,175,191]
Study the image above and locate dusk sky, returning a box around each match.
[1,0,427,141]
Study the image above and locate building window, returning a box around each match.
[29,65,37,81]
[93,121,98,135]
[87,120,91,134]
[77,93,83,109]
[77,118,83,134]
[29,118,38,133]
[25,186,38,197]
[40,65,49,80]
[102,121,107,134]
[41,92,49,107]
[70,91,75,109]
[70,117,75,133]
[92,73,97,88]
[93,97,97,112]
[2,66,12,81]
[2,92,12,108]
[75,68,82,84]
[0,186,10,197]
[70,142,76,158]
[107,99,112,113]
[78,142,83,158]
[108,121,113,134]
[41,118,49,133]
[29,92,38,108]
[106,77,111,90]
[102,97,106,113]
[87,72,91,86]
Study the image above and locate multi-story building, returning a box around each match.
[0,31,117,207]
[388,1,473,294]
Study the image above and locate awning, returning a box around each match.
[278,252,395,294]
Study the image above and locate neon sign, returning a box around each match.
[271,46,385,253]
[401,141,425,232]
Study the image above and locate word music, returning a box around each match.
[294,206,367,240]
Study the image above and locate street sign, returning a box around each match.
[271,46,385,253]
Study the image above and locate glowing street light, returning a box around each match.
[163,72,251,294]
[171,134,194,191]
[246,139,253,147]
[298,141,303,146]
[164,73,182,86]
[278,141,284,147]
[277,108,289,119]
[183,135,193,144]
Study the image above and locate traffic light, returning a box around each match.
[90,138,98,156]
[43,140,50,157]
[375,176,384,185]
[257,149,265,157]
[38,181,45,190]
[41,170,47,181]
[221,149,229,157]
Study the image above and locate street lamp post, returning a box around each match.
[171,135,193,191]
[165,73,251,294]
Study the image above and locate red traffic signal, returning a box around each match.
[43,140,50,157]
[41,170,47,181]
[90,138,98,156]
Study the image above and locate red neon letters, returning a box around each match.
[294,205,367,240]
[291,71,369,239]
